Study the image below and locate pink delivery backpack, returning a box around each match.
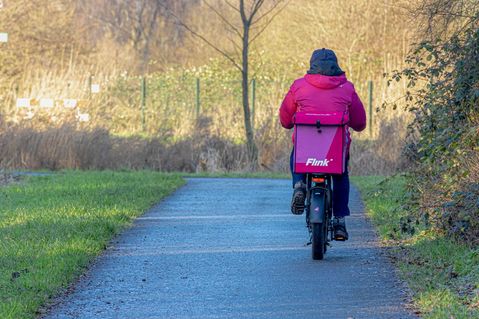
[293,112,349,175]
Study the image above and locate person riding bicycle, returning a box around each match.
[279,48,366,241]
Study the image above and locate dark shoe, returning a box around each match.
[291,181,306,215]
[333,217,349,241]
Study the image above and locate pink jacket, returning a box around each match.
[279,73,366,150]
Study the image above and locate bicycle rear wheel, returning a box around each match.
[312,222,327,260]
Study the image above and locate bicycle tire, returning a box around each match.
[308,176,332,260]
[312,222,327,260]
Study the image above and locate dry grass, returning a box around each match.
[0,114,407,175]
[0,119,247,172]
[350,117,410,175]
[0,0,416,174]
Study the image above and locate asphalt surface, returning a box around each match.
[44,178,416,319]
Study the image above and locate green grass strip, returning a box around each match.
[353,176,479,319]
[0,171,184,319]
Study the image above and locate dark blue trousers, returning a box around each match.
[290,149,350,217]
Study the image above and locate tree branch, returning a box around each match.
[251,0,287,25]
[239,0,247,24]
[228,37,242,56]
[204,0,242,38]
[250,0,266,21]
[87,13,132,40]
[224,0,240,13]
[160,3,242,71]
[249,0,291,44]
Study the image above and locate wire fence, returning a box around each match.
[5,73,375,139]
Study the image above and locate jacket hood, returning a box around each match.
[304,73,347,89]
[307,48,344,76]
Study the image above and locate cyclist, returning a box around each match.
[279,48,366,241]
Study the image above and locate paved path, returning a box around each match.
[44,178,415,319]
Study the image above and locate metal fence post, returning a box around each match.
[196,78,200,117]
[251,78,256,129]
[141,76,147,132]
[368,80,373,136]
[88,75,92,99]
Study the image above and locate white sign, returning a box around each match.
[0,33,8,43]
[24,111,35,120]
[77,112,90,122]
[40,98,54,108]
[63,99,77,108]
[91,84,100,94]
[16,98,30,108]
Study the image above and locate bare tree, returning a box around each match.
[162,0,290,167]
[81,0,196,72]
[0,0,86,79]
[412,0,479,40]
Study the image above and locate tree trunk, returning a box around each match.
[241,21,258,169]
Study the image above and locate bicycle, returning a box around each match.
[304,174,333,260]
[293,111,349,260]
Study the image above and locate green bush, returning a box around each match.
[391,12,479,243]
